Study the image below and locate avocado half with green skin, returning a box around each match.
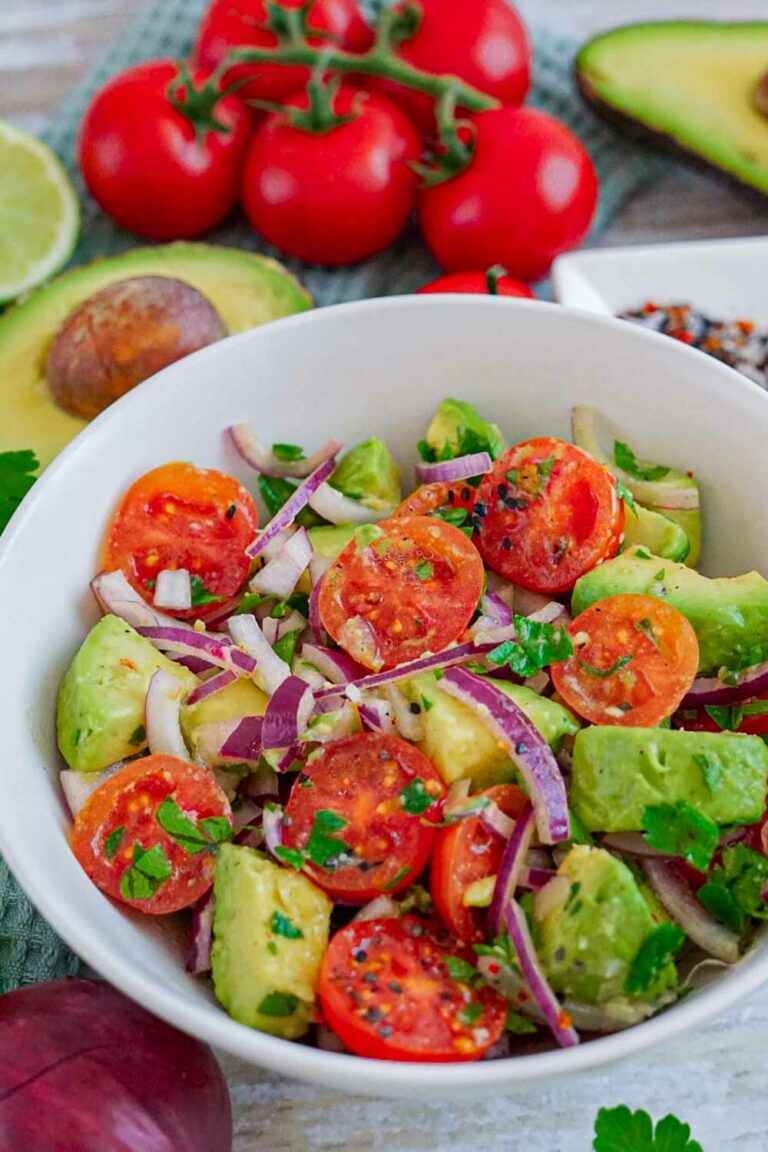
[1,242,312,468]
[576,22,768,198]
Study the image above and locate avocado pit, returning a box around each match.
[46,275,227,420]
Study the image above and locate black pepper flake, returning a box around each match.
[461,486,471,503]
[389,981,403,994]
[363,972,378,986]
[447,489,455,502]
[364,1006,384,1023]
[409,702,421,715]
[554,946,566,963]
[496,483,508,499]
[474,501,489,517]
[501,537,512,551]
[505,496,527,511]
[378,1025,393,1038]
[226,504,237,520]
[515,741,528,754]
[353,949,368,963]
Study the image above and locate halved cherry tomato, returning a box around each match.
[103,462,259,620]
[282,733,444,902]
[71,755,232,915]
[551,594,700,727]
[475,437,624,594]
[430,783,527,942]
[417,271,534,298]
[318,515,485,669]
[319,916,507,1061]
[675,698,768,737]
[393,480,475,518]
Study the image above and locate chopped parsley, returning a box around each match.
[594,1105,703,1152]
[420,694,434,712]
[190,574,224,607]
[382,865,411,892]
[104,825,125,860]
[276,809,352,873]
[444,955,483,986]
[535,456,556,494]
[474,932,516,968]
[505,1009,537,1035]
[488,613,574,678]
[128,724,146,747]
[270,910,304,939]
[654,568,666,583]
[271,443,305,462]
[430,503,473,537]
[273,628,303,666]
[418,421,502,465]
[705,699,768,732]
[400,777,435,816]
[156,797,231,855]
[613,440,670,483]
[692,753,722,795]
[624,923,685,995]
[0,450,39,533]
[565,808,594,848]
[274,845,306,870]
[615,477,638,515]
[119,842,173,901]
[257,992,300,1017]
[457,1001,484,1027]
[698,844,768,932]
[641,801,719,872]
[635,547,652,560]
[577,654,633,678]
[257,474,321,528]
[414,560,434,581]
[635,617,657,646]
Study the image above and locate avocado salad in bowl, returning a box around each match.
[3,295,768,1093]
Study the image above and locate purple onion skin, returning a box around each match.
[0,979,232,1152]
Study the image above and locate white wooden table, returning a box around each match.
[2,2,768,1148]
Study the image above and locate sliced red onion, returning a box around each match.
[260,528,293,562]
[352,895,399,922]
[145,668,190,761]
[488,803,536,936]
[414,451,492,485]
[383,683,424,741]
[482,591,513,627]
[261,611,307,647]
[307,577,326,644]
[642,859,740,964]
[337,615,381,670]
[185,668,237,707]
[228,422,342,479]
[358,696,396,735]
[186,889,215,975]
[276,744,303,772]
[139,625,257,678]
[249,527,312,599]
[479,800,516,843]
[262,677,315,750]
[301,643,367,686]
[246,457,337,559]
[603,832,673,859]
[153,568,192,611]
[681,661,768,708]
[308,482,394,526]
[91,570,185,630]
[228,613,291,695]
[523,866,557,890]
[262,803,284,858]
[314,639,497,702]
[485,571,517,611]
[172,653,217,675]
[505,899,580,1048]
[441,669,569,845]
[60,762,125,818]
[220,716,264,764]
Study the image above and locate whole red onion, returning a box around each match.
[0,978,232,1151]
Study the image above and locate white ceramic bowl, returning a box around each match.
[2,296,768,1099]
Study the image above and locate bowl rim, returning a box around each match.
[2,293,767,1095]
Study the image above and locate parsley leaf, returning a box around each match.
[692,753,722,795]
[128,724,146,747]
[698,843,768,932]
[257,992,300,1017]
[457,1001,483,1027]
[189,575,224,607]
[615,478,638,515]
[430,504,473,537]
[104,825,125,860]
[0,450,39,533]
[270,910,304,939]
[273,628,302,666]
[400,778,435,816]
[642,802,719,872]
[624,923,684,995]
[274,845,306,870]
[444,955,483,986]
[488,613,574,678]
[200,816,234,844]
[594,1105,703,1152]
[535,456,556,495]
[613,440,670,483]
[306,809,353,871]
[705,699,768,732]
[119,842,173,901]
[635,617,657,646]
[257,474,321,528]
[505,1009,537,1034]
[383,865,411,892]
[578,654,633,678]
[272,443,305,462]
[414,560,434,581]
[156,797,212,855]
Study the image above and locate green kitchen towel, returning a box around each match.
[2,1,665,989]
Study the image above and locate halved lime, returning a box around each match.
[0,119,80,305]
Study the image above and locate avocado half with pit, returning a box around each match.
[1,242,312,468]
[575,21,768,197]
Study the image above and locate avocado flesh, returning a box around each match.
[533,845,676,1006]
[307,523,358,559]
[211,845,331,1039]
[56,614,197,773]
[571,726,768,832]
[329,437,401,509]
[572,546,768,673]
[621,504,690,562]
[426,398,505,460]
[404,672,579,788]
[1,243,312,467]
[576,21,768,198]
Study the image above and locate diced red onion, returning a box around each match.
[523,866,557,890]
[153,568,192,611]
[603,832,673,859]
[262,804,284,857]
[186,669,237,707]
[294,660,329,691]
[276,744,302,771]
[220,716,264,764]
[186,890,214,975]
[414,451,492,485]
[260,528,292,562]
[173,653,217,675]
[228,614,291,695]
[642,859,740,964]
[243,763,279,800]
[246,457,337,559]
[440,668,570,845]
[60,762,124,818]
[301,643,367,686]
[262,677,315,750]
[309,483,394,525]
[485,571,517,611]
[479,800,516,843]
[481,591,513,627]
[145,669,190,762]
[249,527,312,599]
[681,661,768,708]
[314,640,497,702]
[309,554,332,584]
[358,696,396,735]
[228,422,341,479]
[505,899,580,1048]
[92,570,185,630]
[488,803,535,936]
[308,576,326,643]
[383,683,424,741]
[261,611,307,647]
[352,895,399,922]
[139,625,257,678]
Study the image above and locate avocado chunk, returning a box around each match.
[571,726,768,832]
[533,845,675,1005]
[329,437,401,510]
[404,672,579,788]
[181,678,268,764]
[425,398,505,461]
[575,21,768,200]
[621,503,690,562]
[56,614,196,773]
[211,845,331,1039]
[307,523,358,559]
[572,546,768,673]
[1,243,312,467]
